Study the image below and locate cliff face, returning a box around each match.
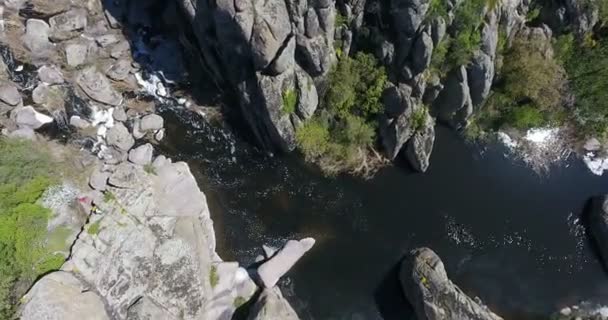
[176,0,335,152]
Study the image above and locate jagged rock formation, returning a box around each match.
[400,248,503,320]
[247,288,300,320]
[176,0,333,151]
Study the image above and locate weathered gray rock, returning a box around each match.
[467,52,495,107]
[63,161,255,319]
[110,40,131,59]
[0,82,22,107]
[433,66,473,128]
[257,238,316,288]
[295,65,318,120]
[406,110,435,173]
[32,84,65,111]
[20,271,110,320]
[247,288,300,320]
[106,122,134,151]
[400,248,504,320]
[106,59,132,81]
[154,128,165,142]
[96,34,121,48]
[431,17,447,46]
[22,19,53,54]
[22,0,71,16]
[411,31,433,74]
[140,114,164,132]
[113,106,127,122]
[587,195,608,271]
[89,169,110,191]
[65,42,90,67]
[11,106,54,129]
[38,65,64,85]
[128,143,154,165]
[99,146,127,164]
[380,84,420,160]
[269,35,296,75]
[250,0,292,70]
[70,115,90,129]
[77,67,123,106]
[49,8,88,41]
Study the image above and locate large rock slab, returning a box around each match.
[400,248,503,320]
[20,271,110,320]
[257,238,316,288]
[128,143,153,165]
[22,19,53,54]
[433,66,473,128]
[380,84,420,160]
[247,288,300,320]
[76,67,123,106]
[587,195,608,270]
[0,81,22,107]
[62,161,254,319]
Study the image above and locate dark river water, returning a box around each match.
[158,107,608,320]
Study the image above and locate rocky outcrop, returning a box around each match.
[406,109,435,172]
[247,288,300,320]
[176,0,331,151]
[400,248,503,320]
[20,271,110,320]
[587,195,608,270]
[433,66,473,128]
[257,238,316,288]
[380,84,420,160]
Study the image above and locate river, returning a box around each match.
[158,106,608,320]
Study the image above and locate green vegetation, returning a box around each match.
[87,219,102,235]
[335,13,348,28]
[446,0,486,67]
[427,0,449,19]
[0,139,67,319]
[473,36,565,131]
[282,88,298,114]
[233,296,247,308]
[563,36,608,136]
[143,163,157,175]
[296,52,387,176]
[47,226,72,252]
[209,265,219,288]
[412,107,429,132]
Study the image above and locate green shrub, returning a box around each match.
[335,13,348,28]
[296,118,331,160]
[103,191,116,203]
[565,36,608,136]
[0,138,66,319]
[412,107,429,132]
[282,88,297,114]
[325,52,387,119]
[526,7,541,22]
[507,104,546,129]
[427,0,449,19]
[429,39,449,76]
[553,33,575,64]
[296,51,387,176]
[501,37,565,110]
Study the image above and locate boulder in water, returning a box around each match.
[400,247,503,320]
[76,67,123,106]
[128,143,154,166]
[106,122,134,151]
[11,106,53,129]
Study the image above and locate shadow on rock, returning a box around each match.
[373,260,415,320]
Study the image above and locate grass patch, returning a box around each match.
[412,107,429,132]
[0,138,68,319]
[282,88,297,114]
[209,265,219,289]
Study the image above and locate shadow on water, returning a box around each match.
[373,261,415,320]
